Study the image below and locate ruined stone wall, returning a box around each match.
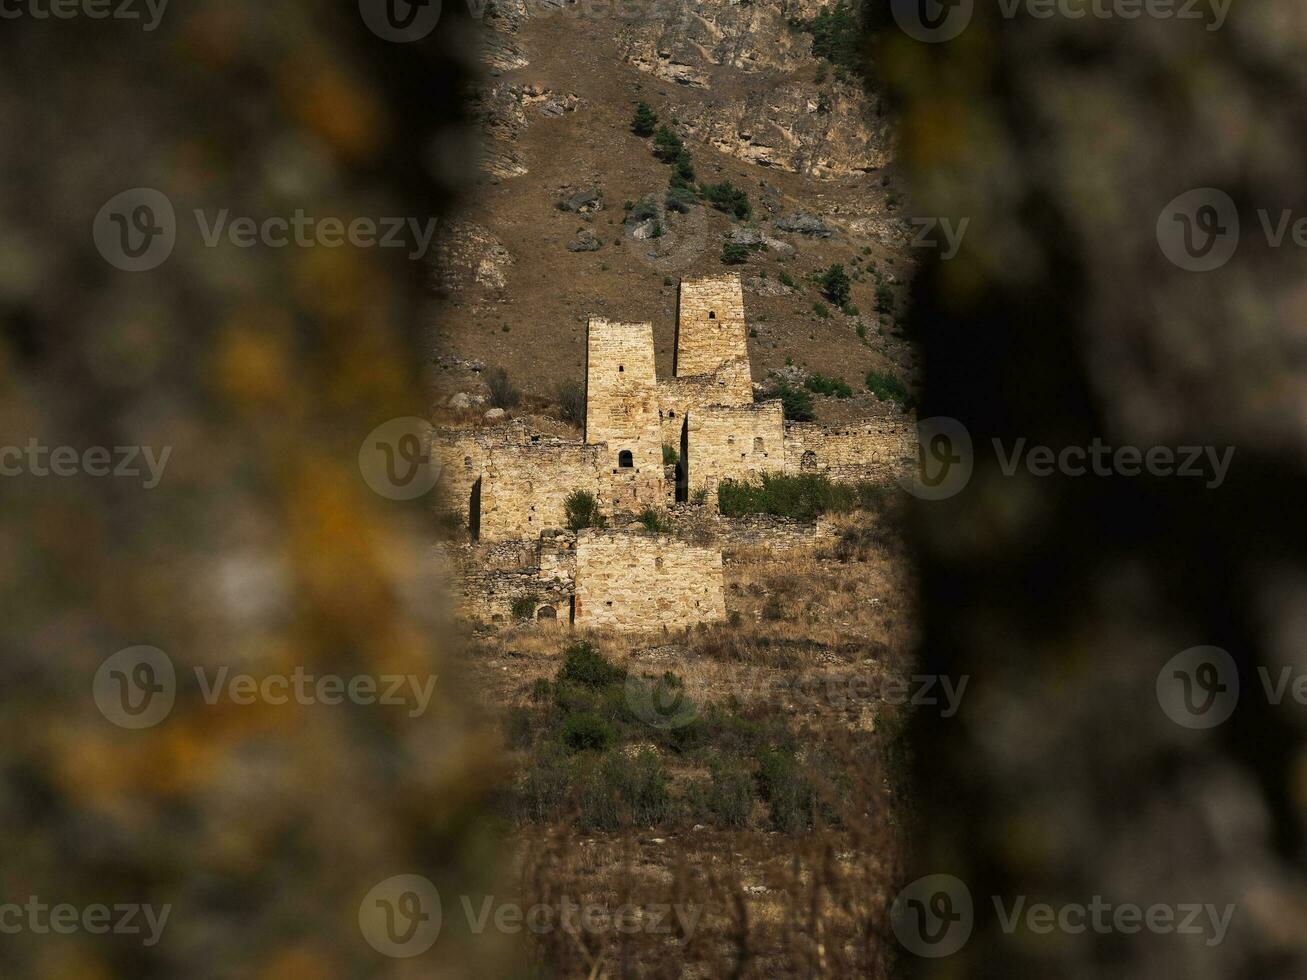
[782,418,917,484]
[674,275,750,382]
[667,505,841,551]
[432,422,530,518]
[684,401,786,499]
[479,441,605,542]
[656,358,754,446]
[573,531,726,631]
[447,530,576,623]
[585,318,664,510]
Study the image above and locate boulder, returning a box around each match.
[448,392,471,409]
[775,212,834,237]
[484,408,507,421]
[567,230,602,252]
[559,188,603,213]
[630,218,661,241]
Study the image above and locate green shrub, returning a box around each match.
[665,185,697,213]
[699,180,752,220]
[717,473,882,522]
[795,2,865,75]
[629,197,658,222]
[506,706,533,749]
[516,746,572,823]
[530,678,553,703]
[638,507,672,533]
[804,373,853,398]
[759,380,815,422]
[815,62,828,84]
[662,443,678,466]
[631,101,658,137]
[816,91,832,114]
[705,763,755,828]
[653,125,684,162]
[557,642,625,689]
[663,275,675,286]
[672,149,696,183]
[486,367,520,408]
[866,369,912,407]
[820,264,851,306]
[757,747,816,833]
[611,750,672,826]
[556,379,585,426]
[562,712,614,752]
[510,594,538,620]
[855,320,867,341]
[812,302,830,319]
[691,487,709,506]
[842,303,859,317]
[778,270,798,289]
[875,282,895,314]
[564,489,606,531]
[721,242,749,265]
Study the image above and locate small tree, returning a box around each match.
[875,282,895,315]
[653,125,684,162]
[565,490,606,531]
[631,101,658,137]
[557,379,585,426]
[820,264,851,307]
[721,242,749,265]
[760,380,815,422]
[486,367,520,408]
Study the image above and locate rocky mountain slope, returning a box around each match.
[430,0,918,424]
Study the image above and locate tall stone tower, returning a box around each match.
[584,318,664,512]
[674,275,749,380]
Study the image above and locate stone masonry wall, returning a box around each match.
[446,530,577,623]
[585,318,664,510]
[432,422,530,519]
[783,418,917,484]
[684,401,786,500]
[573,530,726,631]
[479,441,605,542]
[656,358,754,446]
[674,275,750,385]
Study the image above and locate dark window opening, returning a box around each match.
[618,450,634,468]
[708,311,716,319]
[619,365,624,372]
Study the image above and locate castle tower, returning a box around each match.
[674,275,750,380]
[585,318,665,512]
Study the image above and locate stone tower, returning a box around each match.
[674,275,750,381]
[584,317,664,512]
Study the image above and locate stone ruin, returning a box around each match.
[434,274,915,631]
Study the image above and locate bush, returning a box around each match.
[486,367,520,408]
[703,763,756,828]
[506,706,533,749]
[653,125,684,162]
[562,712,614,753]
[804,373,853,398]
[717,473,882,522]
[820,264,851,306]
[812,302,830,319]
[721,242,749,265]
[510,594,538,620]
[672,149,696,183]
[866,369,913,407]
[778,269,797,289]
[556,379,585,426]
[699,180,751,220]
[665,185,697,213]
[855,320,867,341]
[638,507,672,533]
[564,489,606,531]
[795,1,864,75]
[557,642,625,689]
[631,101,658,137]
[875,282,895,314]
[759,380,815,422]
[610,750,672,826]
[662,443,678,466]
[629,197,658,222]
[515,746,571,823]
[757,748,817,833]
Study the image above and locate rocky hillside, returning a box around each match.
[430,0,917,425]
